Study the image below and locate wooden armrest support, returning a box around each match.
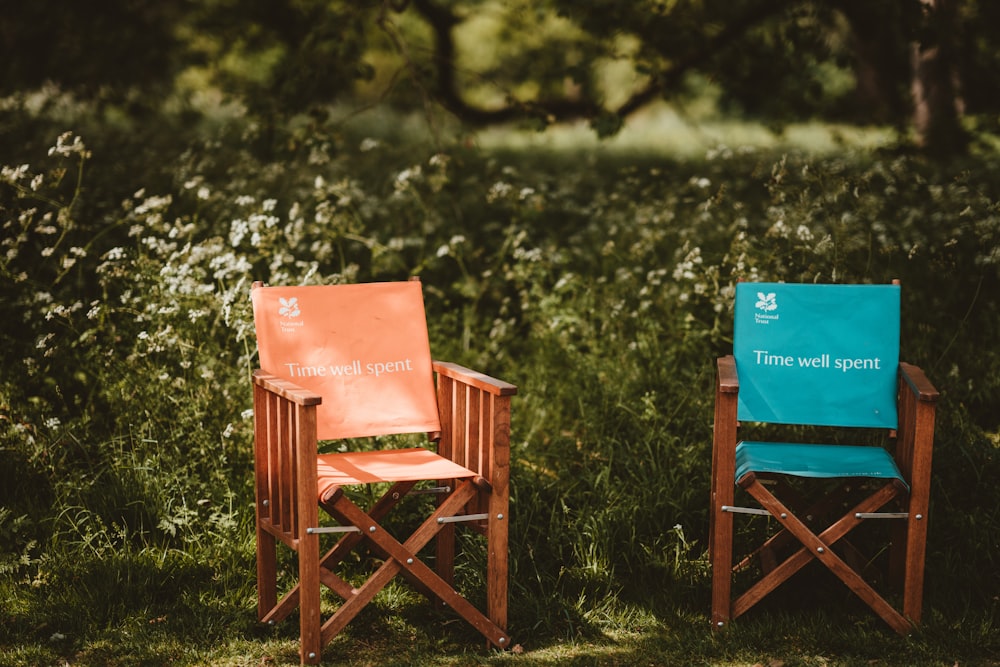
[899,362,939,403]
[433,361,518,396]
[717,356,740,393]
[252,370,323,406]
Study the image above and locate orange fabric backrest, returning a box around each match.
[251,281,442,440]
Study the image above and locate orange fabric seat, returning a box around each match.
[316,448,476,500]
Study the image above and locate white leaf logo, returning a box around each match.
[278,297,300,318]
[755,292,777,312]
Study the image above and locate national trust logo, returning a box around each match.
[279,296,301,318]
[753,291,779,324]
[278,296,304,333]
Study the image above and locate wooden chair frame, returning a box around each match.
[710,356,938,634]
[253,361,515,664]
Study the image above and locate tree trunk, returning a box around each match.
[911,0,967,157]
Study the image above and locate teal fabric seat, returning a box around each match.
[735,441,906,488]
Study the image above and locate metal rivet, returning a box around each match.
[498,637,507,645]
[368,525,376,533]
[716,621,725,627]
[780,512,787,519]
[437,518,444,524]
[915,514,924,520]
[817,547,825,554]
[308,652,317,660]
[497,513,504,520]
[262,500,269,507]
[267,620,275,626]
[406,558,413,564]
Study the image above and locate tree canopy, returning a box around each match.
[2,0,997,156]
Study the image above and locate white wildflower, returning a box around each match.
[0,164,29,184]
[487,181,513,203]
[48,132,89,158]
[394,166,422,192]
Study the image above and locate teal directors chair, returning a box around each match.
[709,281,938,634]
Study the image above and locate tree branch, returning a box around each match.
[405,0,791,128]
[615,0,790,118]
[405,0,596,125]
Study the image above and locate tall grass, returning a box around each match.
[1,89,998,665]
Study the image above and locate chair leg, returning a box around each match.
[435,522,456,587]
[256,526,278,619]
[486,493,509,636]
[740,475,913,635]
[710,502,734,629]
[299,530,322,665]
[320,479,511,648]
[902,514,928,623]
[320,482,439,603]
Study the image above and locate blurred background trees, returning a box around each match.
[2,0,996,157]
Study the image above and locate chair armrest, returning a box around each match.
[432,361,518,396]
[252,370,323,406]
[899,362,939,403]
[717,355,740,393]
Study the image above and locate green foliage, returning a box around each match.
[1,90,999,665]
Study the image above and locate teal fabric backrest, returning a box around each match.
[734,282,900,429]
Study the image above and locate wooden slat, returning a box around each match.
[253,370,323,405]
[486,392,512,633]
[295,401,321,664]
[254,382,278,618]
[710,356,739,629]
[899,363,937,624]
[278,399,293,534]
[433,360,517,396]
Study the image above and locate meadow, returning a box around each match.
[1,91,999,666]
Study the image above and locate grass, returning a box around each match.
[3,595,997,666]
[2,93,999,666]
[471,102,897,158]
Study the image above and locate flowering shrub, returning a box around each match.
[1,91,999,658]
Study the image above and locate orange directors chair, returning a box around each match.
[250,279,516,664]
